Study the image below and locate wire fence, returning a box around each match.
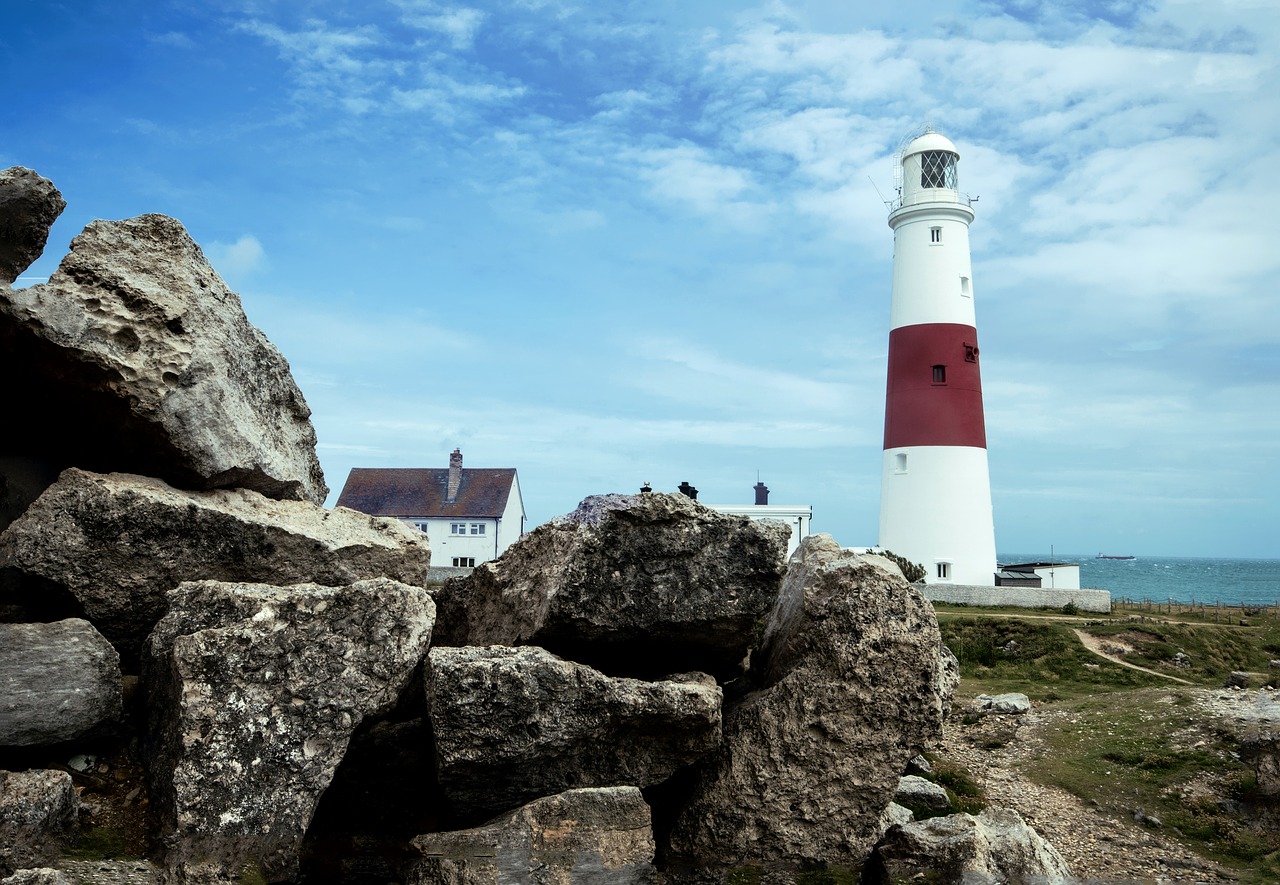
[1112,596,1280,623]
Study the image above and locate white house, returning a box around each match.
[704,481,813,559]
[335,449,525,567]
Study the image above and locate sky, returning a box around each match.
[5,0,1278,558]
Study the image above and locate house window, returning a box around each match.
[452,557,476,568]
[932,365,946,384]
[470,523,486,535]
[450,523,467,535]
[930,226,941,244]
[414,522,428,533]
[936,562,952,580]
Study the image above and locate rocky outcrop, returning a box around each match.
[0,620,121,747]
[868,807,1071,884]
[427,646,721,820]
[0,770,80,876]
[972,693,1031,715]
[434,493,788,678]
[0,870,74,885]
[894,775,951,816]
[665,534,946,875]
[0,168,65,287]
[0,213,326,504]
[406,787,657,885]
[144,578,435,882]
[0,469,431,665]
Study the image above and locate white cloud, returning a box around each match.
[206,235,267,280]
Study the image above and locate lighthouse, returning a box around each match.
[878,129,997,586]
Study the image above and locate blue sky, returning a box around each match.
[6,0,1278,558]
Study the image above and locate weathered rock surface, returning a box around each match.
[0,212,326,504]
[0,168,65,287]
[0,770,79,876]
[0,870,74,885]
[434,493,788,678]
[868,806,1071,884]
[0,620,121,747]
[428,646,721,820]
[972,692,1032,715]
[143,578,435,882]
[406,787,657,885]
[894,775,951,815]
[0,469,431,665]
[665,534,946,874]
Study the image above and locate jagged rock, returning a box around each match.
[894,775,951,815]
[0,870,73,885]
[906,754,932,775]
[938,644,961,715]
[972,693,1031,715]
[143,578,435,882]
[427,646,720,820]
[869,807,1071,884]
[0,168,65,287]
[405,787,657,884]
[0,620,121,747]
[0,770,79,877]
[1225,671,1251,689]
[0,212,326,504]
[665,534,946,874]
[434,492,788,678]
[427,646,721,820]
[0,469,431,666]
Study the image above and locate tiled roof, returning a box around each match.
[336,468,518,519]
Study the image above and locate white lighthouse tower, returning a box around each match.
[878,129,997,586]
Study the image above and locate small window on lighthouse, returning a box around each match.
[932,365,947,384]
[930,226,941,244]
[936,562,952,580]
[960,275,970,296]
[894,453,907,474]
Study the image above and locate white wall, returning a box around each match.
[707,504,812,558]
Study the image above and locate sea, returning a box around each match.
[1000,554,1280,608]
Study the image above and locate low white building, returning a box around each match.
[704,481,812,559]
[996,561,1081,590]
[335,449,525,567]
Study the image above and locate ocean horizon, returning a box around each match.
[999,553,1280,607]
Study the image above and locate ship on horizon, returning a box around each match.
[1097,552,1136,560]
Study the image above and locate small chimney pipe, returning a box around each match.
[447,449,463,502]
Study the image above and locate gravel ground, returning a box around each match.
[938,703,1241,884]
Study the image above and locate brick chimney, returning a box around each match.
[447,449,463,502]
[754,481,769,505]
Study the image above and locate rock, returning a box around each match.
[906,754,932,775]
[427,646,721,821]
[0,770,80,877]
[894,775,951,815]
[1172,651,1191,668]
[0,620,122,747]
[665,534,946,873]
[1132,807,1162,828]
[0,469,431,666]
[405,787,657,885]
[0,168,65,287]
[0,212,326,504]
[433,492,787,679]
[938,644,960,715]
[1269,659,1280,670]
[1225,671,1251,689]
[0,870,74,885]
[972,693,1031,715]
[143,578,435,882]
[869,806,1071,884]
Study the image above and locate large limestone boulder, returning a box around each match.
[868,807,1071,884]
[0,620,121,747]
[434,493,788,678]
[427,646,721,820]
[143,578,435,882]
[0,770,80,877]
[0,212,326,504]
[406,787,657,884]
[665,534,947,875]
[0,168,65,287]
[0,469,432,666]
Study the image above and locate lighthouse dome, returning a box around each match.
[902,131,958,158]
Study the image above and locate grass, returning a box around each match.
[65,825,143,861]
[936,603,1280,884]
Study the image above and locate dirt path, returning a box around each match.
[938,706,1237,883]
[1071,628,1196,685]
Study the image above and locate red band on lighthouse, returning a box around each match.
[883,322,986,450]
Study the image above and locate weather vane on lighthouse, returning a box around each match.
[878,128,997,586]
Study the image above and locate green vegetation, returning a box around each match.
[922,755,986,816]
[937,603,1280,883]
[66,825,142,861]
[881,549,926,584]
